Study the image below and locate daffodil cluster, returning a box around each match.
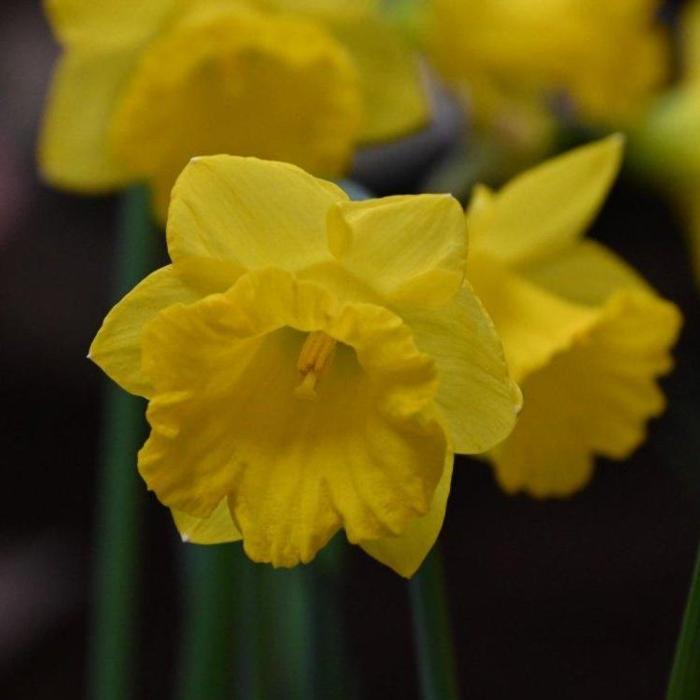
[89,156,521,576]
[467,137,681,496]
[47,0,684,577]
[40,0,428,220]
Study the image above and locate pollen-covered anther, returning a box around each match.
[295,331,337,401]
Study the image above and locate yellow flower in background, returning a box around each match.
[426,0,668,152]
[465,137,681,498]
[89,156,520,576]
[39,0,429,220]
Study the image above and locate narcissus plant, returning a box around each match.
[39,0,429,221]
[89,156,521,576]
[466,136,682,497]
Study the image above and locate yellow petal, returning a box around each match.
[360,449,453,578]
[491,290,681,498]
[327,194,467,306]
[138,268,447,567]
[467,136,624,266]
[260,0,377,19]
[172,499,242,544]
[110,6,362,222]
[397,280,521,455]
[45,0,175,50]
[89,260,241,397]
[520,239,651,305]
[468,252,598,383]
[329,14,429,143]
[38,49,137,192]
[166,155,348,267]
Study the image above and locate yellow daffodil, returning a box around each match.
[425,0,668,152]
[39,0,428,221]
[89,156,520,576]
[465,136,681,498]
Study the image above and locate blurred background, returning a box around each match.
[2,1,700,698]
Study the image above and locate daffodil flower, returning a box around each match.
[465,136,682,498]
[425,0,668,149]
[39,0,428,221]
[89,156,520,576]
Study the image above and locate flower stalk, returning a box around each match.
[88,187,158,700]
[409,548,460,700]
[177,546,239,700]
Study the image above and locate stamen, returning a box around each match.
[295,331,337,400]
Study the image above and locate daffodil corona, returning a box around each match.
[39,0,428,221]
[465,136,682,497]
[89,156,520,576]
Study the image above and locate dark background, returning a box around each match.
[1,1,699,697]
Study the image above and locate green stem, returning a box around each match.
[259,566,316,699]
[88,187,158,700]
[178,546,239,700]
[313,536,356,700]
[667,544,700,699]
[408,549,460,700]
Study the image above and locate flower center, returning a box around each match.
[295,331,337,401]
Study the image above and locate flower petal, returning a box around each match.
[330,14,429,142]
[468,252,598,383]
[38,49,137,192]
[467,136,624,266]
[45,0,175,50]
[89,260,241,397]
[360,450,453,578]
[166,155,348,267]
[397,280,521,455]
[520,239,651,305]
[138,268,447,567]
[491,290,681,498]
[172,499,242,545]
[327,194,467,306]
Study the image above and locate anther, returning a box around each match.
[295,331,337,400]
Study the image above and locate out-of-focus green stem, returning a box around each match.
[259,566,316,699]
[408,549,460,700]
[313,536,356,700]
[668,544,700,699]
[178,546,238,700]
[88,187,158,700]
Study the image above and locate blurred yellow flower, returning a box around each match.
[466,136,681,497]
[89,156,520,575]
[426,0,668,152]
[39,0,429,220]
